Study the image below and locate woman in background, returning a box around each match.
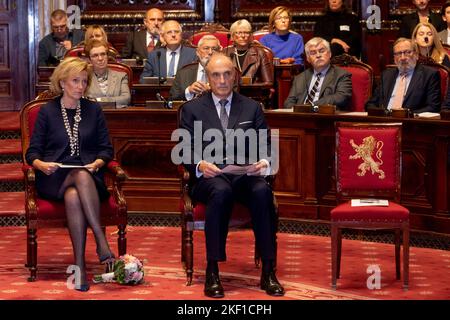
[84,39,131,107]
[412,21,450,68]
[313,0,362,58]
[259,6,304,65]
[223,19,273,85]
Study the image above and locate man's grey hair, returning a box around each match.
[160,20,182,34]
[305,37,331,56]
[393,37,418,53]
[197,34,220,48]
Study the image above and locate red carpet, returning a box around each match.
[0,226,449,300]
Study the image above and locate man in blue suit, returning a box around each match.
[140,20,196,82]
[180,53,284,298]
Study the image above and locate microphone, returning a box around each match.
[156,92,172,109]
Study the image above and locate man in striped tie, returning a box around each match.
[284,37,352,109]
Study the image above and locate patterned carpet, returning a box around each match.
[0,226,449,300]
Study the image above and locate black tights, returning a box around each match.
[58,169,112,284]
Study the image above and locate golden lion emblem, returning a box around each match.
[349,136,385,179]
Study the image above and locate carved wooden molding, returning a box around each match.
[81,11,201,20]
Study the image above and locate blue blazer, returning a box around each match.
[26,97,113,165]
[140,46,197,82]
[180,91,271,179]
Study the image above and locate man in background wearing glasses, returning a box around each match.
[365,37,441,113]
[169,35,221,101]
[140,20,196,82]
[38,9,84,66]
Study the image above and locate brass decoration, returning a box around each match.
[349,136,385,179]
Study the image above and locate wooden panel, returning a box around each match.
[0,80,10,96]
[0,24,8,69]
[79,0,198,12]
[0,0,7,11]
[231,0,324,18]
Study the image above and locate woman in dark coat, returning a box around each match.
[26,57,115,292]
[314,0,362,58]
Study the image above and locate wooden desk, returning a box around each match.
[104,109,450,235]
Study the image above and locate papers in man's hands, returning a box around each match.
[351,199,389,207]
[57,163,86,169]
[221,165,251,175]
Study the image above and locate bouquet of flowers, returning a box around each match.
[93,254,145,285]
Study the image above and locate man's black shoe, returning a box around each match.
[204,272,224,298]
[260,271,285,296]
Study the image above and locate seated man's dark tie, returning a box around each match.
[219,99,229,130]
[147,36,155,53]
[305,72,322,105]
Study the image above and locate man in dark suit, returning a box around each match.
[139,20,196,82]
[169,35,220,101]
[438,2,450,45]
[284,37,352,109]
[121,8,164,60]
[38,9,84,66]
[365,37,441,113]
[398,0,446,38]
[179,53,284,298]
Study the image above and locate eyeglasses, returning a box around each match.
[234,31,251,37]
[393,50,414,57]
[275,15,290,21]
[52,24,66,31]
[90,52,107,59]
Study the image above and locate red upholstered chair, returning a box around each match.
[64,44,120,62]
[189,24,231,48]
[332,54,373,111]
[331,122,409,290]
[252,27,269,44]
[177,103,278,286]
[419,58,449,102]
[20,98,127,281]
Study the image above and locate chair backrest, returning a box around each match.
[20,98,54,164]
[65,44,120,62]
[418,58,449,102]
[108,62,133,90]
[189,24,231,48]
[252,27,269,44]
[443,44,450,57]
[332,54,373,111]
[335,122,402,201]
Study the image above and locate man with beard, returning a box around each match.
[169,35,221,101]
[38,9,84,66]
[398,0,445,38]
[365,37,441,113]
[284,37,352,110]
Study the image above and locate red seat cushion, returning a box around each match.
[36,195,118,220]
[331,201,409,222]
[339,66,371,111]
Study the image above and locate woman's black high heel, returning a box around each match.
[75,283,90,292]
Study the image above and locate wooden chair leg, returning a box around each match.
[331,224,338,290]
[395,229,401,280]
[185,229,194,286]
[181,226,186,266]
[117,224,127,256]
[403,226,410,290]
[27,228,37,282]
[336,229,342,279]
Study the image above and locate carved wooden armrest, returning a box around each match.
[106,160,126,182]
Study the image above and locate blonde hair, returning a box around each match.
[268,6,291,33]
[411,22,449,64]
[49,57,91,95]
[84,25,108,45]
[230,19,252,34]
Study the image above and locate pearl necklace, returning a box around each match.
[60,100,82,156]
